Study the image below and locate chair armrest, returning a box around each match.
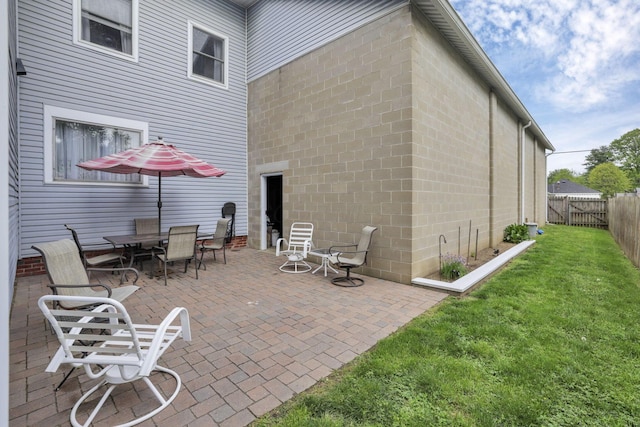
[328,243,357,255]
[329,247,368,266]
[303,239,313,257]
[152,246,167,257]
[81,241,119,251]
[47,283,113,298]
[200,235,224,247]
[275,238,288,256]
[139,307,191,377]
[87,267,140,284]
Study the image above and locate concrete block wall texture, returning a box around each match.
[248,7,414,283]
[410,9,492,279]
[248,5,547,284]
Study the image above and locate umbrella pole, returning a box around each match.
[157,173,162,236]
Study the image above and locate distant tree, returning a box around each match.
[587,163,632,198]
[583,145,614,172]
[548,168,578,184]
[547,169,587,185]
[610,129,640,187]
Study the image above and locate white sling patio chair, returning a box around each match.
[275,222,314,273]
[38,295,191,427]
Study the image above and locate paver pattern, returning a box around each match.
[10,248,447,426]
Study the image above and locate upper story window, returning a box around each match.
[73,0,139,62]
[188,21,228,89]
[44,106,148,186]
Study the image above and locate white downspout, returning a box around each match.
[521,121,532,224]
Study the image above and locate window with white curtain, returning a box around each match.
[188,21,228,89]
[73,0,138,61]
[44,106,148,186]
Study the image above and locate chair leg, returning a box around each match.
[55,367,76,391]
[331,266,364,287]
[69,366,182,427]
[198,250,207,271]
[163,260,168,286]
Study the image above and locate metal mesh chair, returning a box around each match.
[64,224,128,282]
[152,225,199,285]
[328,226,377,287]
[199,217,231,269]
[133,217,160,269]
[32,239,139,309]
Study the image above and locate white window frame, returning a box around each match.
[72,0,139,62]
[44,105,149,187]
[187,21,229,89]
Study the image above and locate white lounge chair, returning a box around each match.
[275,222,314,273]
[38,295,191,427]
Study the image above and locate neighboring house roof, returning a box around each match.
[548,180,600,194]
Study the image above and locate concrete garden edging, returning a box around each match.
[411,240,536,295]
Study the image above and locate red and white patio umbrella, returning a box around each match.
[77,137,226,234]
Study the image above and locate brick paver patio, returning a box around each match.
[10,247,447,426]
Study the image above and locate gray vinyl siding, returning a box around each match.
[8,0,19,294]
[18,0,248,256]
[246,0,407,82]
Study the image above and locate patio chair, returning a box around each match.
[133,217,160,269]
[32,239,140,309]
[32,239,140,390]
[152,224,199,286]
[38,294,191,427]
[198,217,231,269]
[328,225,377,287]
[275,222,314,273]
[64,224,127,282]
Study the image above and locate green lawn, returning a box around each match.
[255,225,640,426]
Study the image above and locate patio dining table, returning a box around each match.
[103,233,168,269]
[104,231,213,272]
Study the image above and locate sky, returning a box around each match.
[449,0,640,176]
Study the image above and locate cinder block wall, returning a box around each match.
[247,5,547,284]
[491,101,520,244]
[248,7,414,282]
[410,9,493,279]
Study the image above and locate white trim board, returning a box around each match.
[412,240,536,294]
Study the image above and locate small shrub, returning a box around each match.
[441,253,468,280]
[503,223,529,243]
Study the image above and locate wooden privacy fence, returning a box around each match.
[547,195,608,228]
[609,197,640,269]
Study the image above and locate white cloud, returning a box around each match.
[450,0,640,112]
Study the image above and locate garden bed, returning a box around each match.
[412,240,535,295]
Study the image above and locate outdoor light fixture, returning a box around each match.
[16,58,27,76]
